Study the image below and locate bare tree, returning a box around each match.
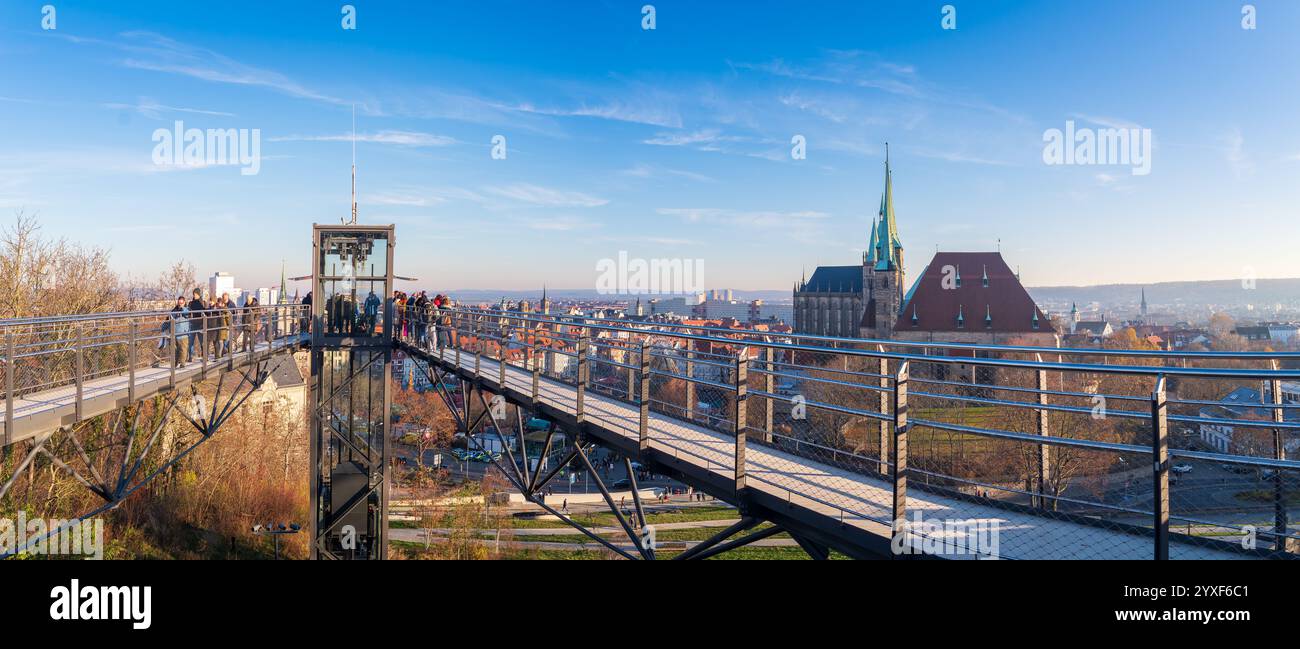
[158,259,197,302]
[0,211,126,318]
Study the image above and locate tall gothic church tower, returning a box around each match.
[860,146,905,339]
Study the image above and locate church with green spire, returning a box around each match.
[861,144,905,338]
[793,146,904,339]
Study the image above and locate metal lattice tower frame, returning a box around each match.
[309,224,395,560]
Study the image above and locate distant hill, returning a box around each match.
[438,288,793,303]
[1024,277,1300,318]
[434,279,1299,319]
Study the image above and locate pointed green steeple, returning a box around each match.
[874,143,901,271]
[278,259,287,304]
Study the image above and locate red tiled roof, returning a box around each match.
[898,252,1049,334]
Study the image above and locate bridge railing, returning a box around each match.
[395,305,1300,559]
[2,304,309,442]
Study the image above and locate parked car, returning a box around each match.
[1171,464,1193,474]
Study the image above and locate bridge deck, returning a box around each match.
[417,346,1248,560]
[3,338,301,447]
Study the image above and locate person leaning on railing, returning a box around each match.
[209,293,233,357]
[164,296,190,367]
[437,296,453,348]
[240,297,259,352]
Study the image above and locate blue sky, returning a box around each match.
[2,0,1299,294]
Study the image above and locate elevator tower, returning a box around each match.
[309,224,395,559]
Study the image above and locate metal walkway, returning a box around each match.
[2,306,308,447]
[396,306,1300,560]
[408,344,1255,560]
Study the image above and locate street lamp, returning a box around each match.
[251,522,301,560]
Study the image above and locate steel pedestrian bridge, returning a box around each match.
[3,297,1299,559]
[395,306,1300,560]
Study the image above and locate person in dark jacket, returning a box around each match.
[240,296,259,352]
[413,291,429,344]
[300,291,312,335]
[187,288,206,360]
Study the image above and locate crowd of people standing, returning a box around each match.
[392,290,452,348]
[159,287,457,367]
[162,287,278,366]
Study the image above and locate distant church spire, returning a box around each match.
[278,259,287,304]
[1140,287,1148,317]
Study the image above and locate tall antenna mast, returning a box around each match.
[349,104,358,225]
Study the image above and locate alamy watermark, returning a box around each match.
[891,511,1000,558]
[1042,119,1151,176]
[1,513,104,559]
[596,251,704,295]
[152,120,262,176]
[50,579,151,630]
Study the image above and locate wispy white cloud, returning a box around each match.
[512,101,681,128]
[733,51,922,98]
[63,31,376,113]
[911,148,1016,166]
[269,131,456,147]
[1069,113,1144,131]
[103,97,235,119]
[485,183,608,208]
[643,129,724,147]
[366,192,445,207]
[521,215,600,231]
[656,207,828,228]
[619,163,715,183]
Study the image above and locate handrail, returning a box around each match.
[394,302,1300,559]
[423,306,1300,379]
[436,305,1300,361]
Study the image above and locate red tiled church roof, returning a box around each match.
[898,252,1049,334]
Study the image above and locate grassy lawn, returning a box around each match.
[657,546,851,560]
[508,504,739,529]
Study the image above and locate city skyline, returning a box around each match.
[4,1,1300,291]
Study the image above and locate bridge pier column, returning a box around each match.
[575,333,588,424]
[1267,361,1291,553]
[531,336,541,405]
[1035,354,1050,510]
[1151,374,1169,560]
[734,349,748,494]
[762,348,773,443]
[685,348,695,422]
[639,341,650,453]
[876,346,888,476]
[5,330,14,449]
[890,361,909,557]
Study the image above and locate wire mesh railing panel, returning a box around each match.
[1,304,307,399]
